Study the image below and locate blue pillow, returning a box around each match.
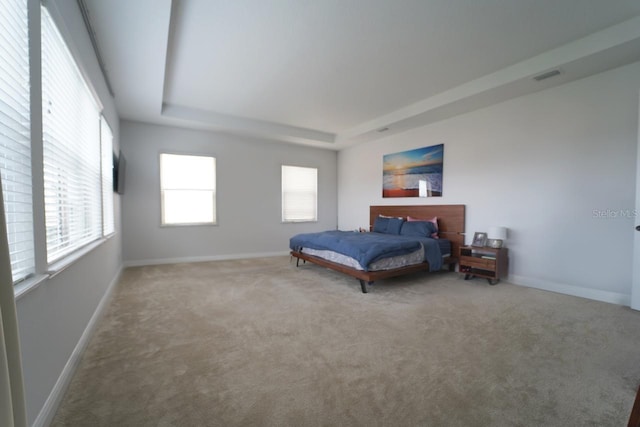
[386,217,404,235]
[400,220,437,238]
[372,216,390,233]
[372,216,404,235]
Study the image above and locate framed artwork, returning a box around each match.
[383,144,443,198]
[471,232,487,247]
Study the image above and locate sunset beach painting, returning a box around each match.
[383,144,443,198]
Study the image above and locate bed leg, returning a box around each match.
[359,280,368,293]
[296,257,300,267]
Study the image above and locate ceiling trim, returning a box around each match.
[162,103,336,145]
[160,0,178,115]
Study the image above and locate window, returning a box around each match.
[282,165,317,222]
[0,0,34,283]
[160,153,216,225]
[41,7,103,263]
[101,117,114,235]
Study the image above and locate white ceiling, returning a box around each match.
[83,0,640,149]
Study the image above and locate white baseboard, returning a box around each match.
[123,251,290,268]
[508,274,631,306]
[32,265,123,427]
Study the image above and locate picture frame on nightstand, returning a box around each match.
[486,238,503,248]
[471,232,487,247]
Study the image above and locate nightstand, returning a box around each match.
[459,246,508,285]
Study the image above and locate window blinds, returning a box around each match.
[101,117,114,236]
[282,165,317,222]
[41,7,102,263]
[0,0,35,282]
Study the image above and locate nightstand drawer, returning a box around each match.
[460,256,495,269]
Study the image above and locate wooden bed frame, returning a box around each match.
[290,204,465,293]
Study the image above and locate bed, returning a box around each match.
[290,205,465,293]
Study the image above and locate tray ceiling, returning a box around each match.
[83,0,640,149]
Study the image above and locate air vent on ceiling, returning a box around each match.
[533,69,562,82]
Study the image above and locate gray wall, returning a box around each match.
[120,121,338,264]
[15,1,122,425]
[338,61,640,305]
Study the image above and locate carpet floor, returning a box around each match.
[52,256,640,426]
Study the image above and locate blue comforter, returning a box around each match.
[290,231,443,271]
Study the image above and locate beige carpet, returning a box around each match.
[52,256,640,426]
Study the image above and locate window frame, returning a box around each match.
[3,2,119,296]
[100,116,115,236]
[0,0,34,284]
[41,4,110,265]
[281,165,318,223]
[159,152,217,227]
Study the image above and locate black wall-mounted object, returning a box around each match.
[113,150,126,194]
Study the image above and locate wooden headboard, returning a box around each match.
[370,205,466,257]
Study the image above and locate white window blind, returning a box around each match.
[160,153,216,225]
[282,165,317,222]
[101,117,114,236]
[42,6,102,263]
[0,0,34,283]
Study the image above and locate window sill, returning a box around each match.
[14,274,49,300]
[160,222,217,227]
[14,234,115,300]
[48,238,108,278]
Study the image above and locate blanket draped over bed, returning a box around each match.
[290,231,443,271]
